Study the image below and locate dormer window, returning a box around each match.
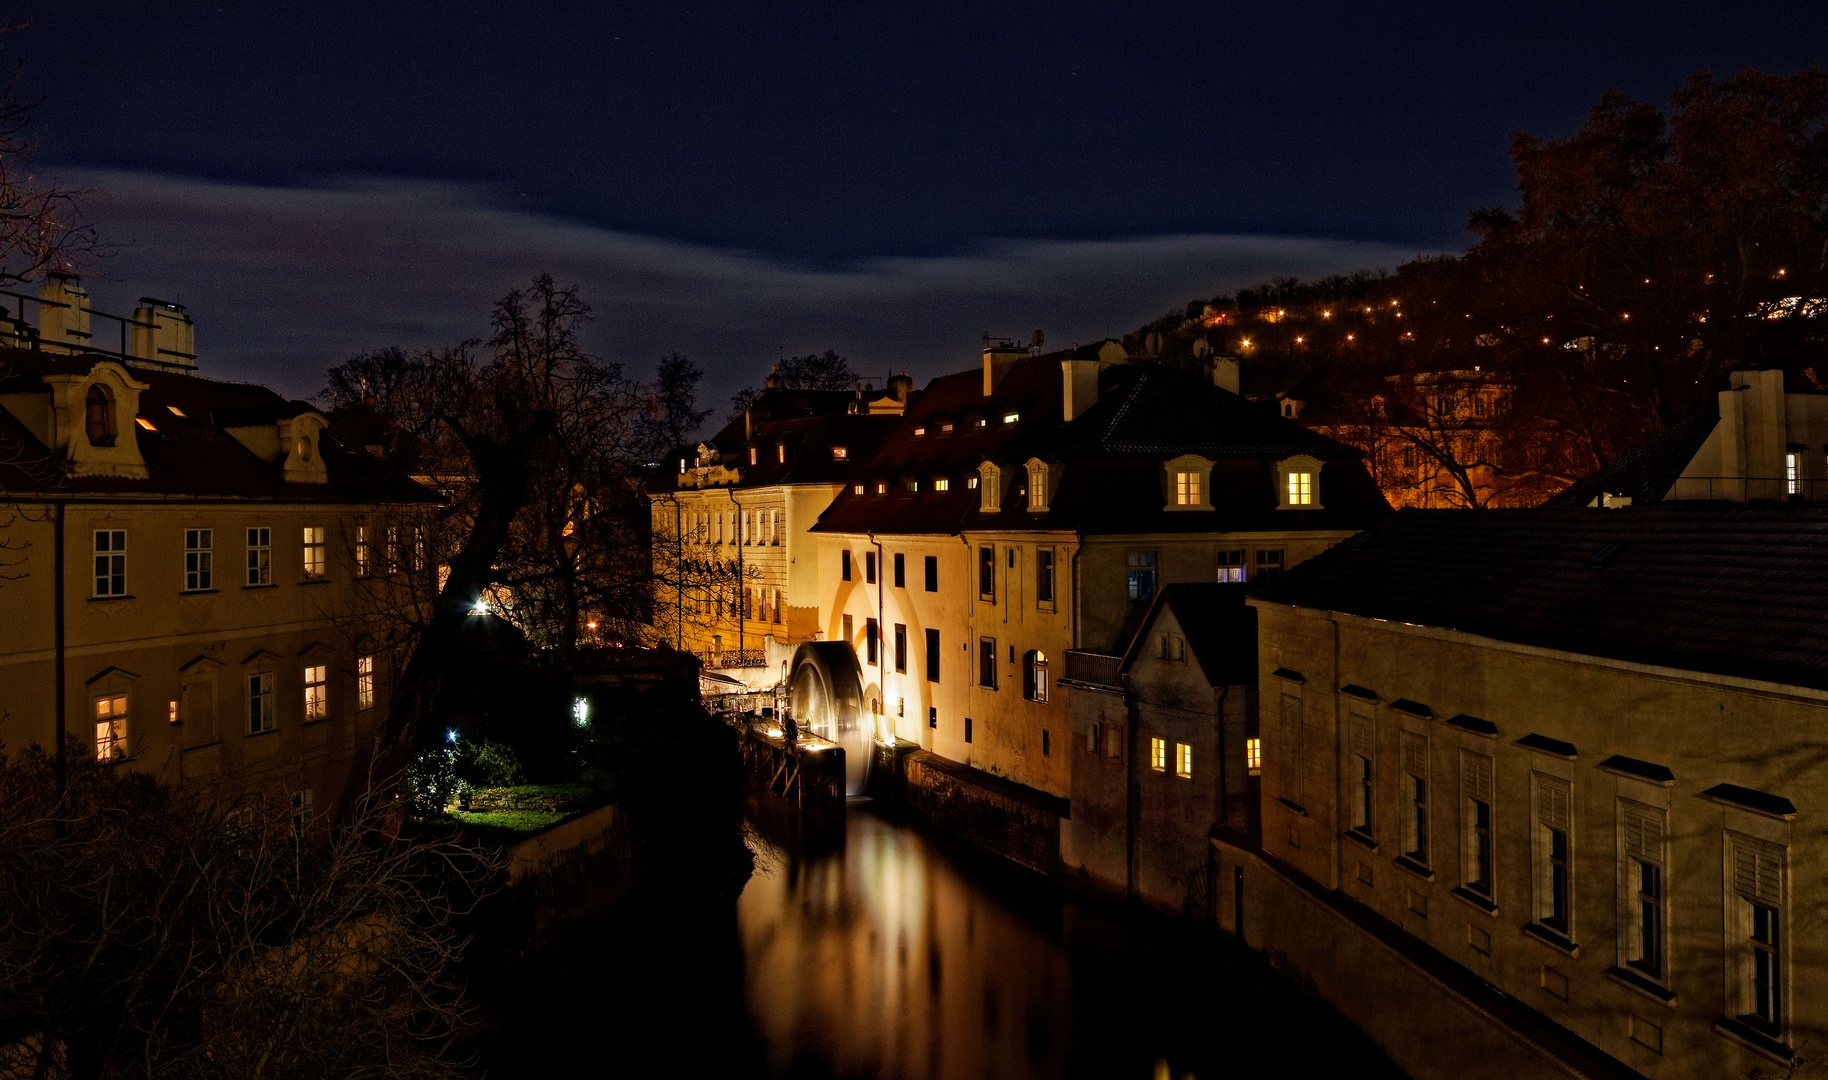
[1276,455,1324,509]
[832,446,849,461]
[978,462,1001,512]
[967,477,979,489]
[776,443,785,463]
[941,422,955,433]
[875,482,888,494]
[906,480,920,493]
[913,426,926,437]
[1003,412,1020,424]
[973,417,987,429]
[749,447,758,465]
[85,384,115,446]
[135,417,157,432]
[934,478,950,492]
[1025,458,1061,513]
[1162,455,1214,511]
[852,484,864,495]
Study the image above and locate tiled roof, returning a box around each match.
[1543,409,1719,507]
[1253,506,1828,691]
[816,349,1387,536]
[0,351,438,503]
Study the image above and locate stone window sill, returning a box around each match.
[243,583,277,591]
[1451,886,1498,917]
[1713,1017,1791,1065]
[88,594,135,603]
[1607,965,1677,1008]
[1393,855,1434,881]
[1521,922,1580,958]
[179,588,219,595]
[1346,829,1378,853]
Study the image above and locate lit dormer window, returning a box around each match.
[832,446,848,460]
[1175,471,1200,505]
[749,446,758,465]
[853,484,864,495]
[85,384,115,447]
[974,417,987,429]
[1003,412,1020,424]
[942,422,955,433]
[135,417,157,432]
[875,482,888,494]
[776,443,785,463]
[1162,455,1214,511]
[906,480,920,493]
[167,404,186,418]
[934,478,950,492]
[1276,455,1324,509]
[978,462,1000,512]
[967,476,978,489]
[1025,457,1060,513]
[913,426,926,437]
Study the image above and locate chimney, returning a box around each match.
[129,298,197,372]
[38,273,91,347]
[888,370,913,402]
[982,337,1026,396]
[1062,357,1098,422]
[764,366,783,389]
[1211,356,1240,395]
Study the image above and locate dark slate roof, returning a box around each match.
[0,351,439,503]
[816,349,1388,536]
[1544,409,1719,508]
[1252,506,1828,691]
[1121,582,1257,686]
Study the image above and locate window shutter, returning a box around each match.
[1534,776,1571,831]
[1622,803,1664,862]
[1730,833,1784,905]
[1461,752,1493,803]
[1400,731,1428,777]
[1349,711,1373,758]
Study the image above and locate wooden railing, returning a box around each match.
[1062,649,1123,688]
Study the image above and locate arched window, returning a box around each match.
[1023,649,1049,703]
[85,384,115,446]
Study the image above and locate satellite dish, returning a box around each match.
[1031,328,1046,348]
[1192,338,1210,358]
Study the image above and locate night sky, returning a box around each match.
[13,2,1828,415]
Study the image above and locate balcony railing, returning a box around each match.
[696,648,767,669]
[1661,476,1828,503]
[1062,650,1123,689]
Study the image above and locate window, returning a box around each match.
[1023,650,1049,703]
[925,628,940,682]
[978,638,997,688]
[1028,469,1047,511]
[934,478,950,491]
[841,550,852,581]
[304,664,327,720]
[94,694,128,762]
[964,716,973,743]
[1036,548,1054,604]
[1127,551,1156,604]
[1287,471,1314,505]
[865,551,877,584]
[410,526,426,571]
[1246,737,1262,775]
[924,555,938,592]
[1217,550,1245,583]
[894,624,907,673]
[1175,471,1201,505]
[1086,723,1101,754]
[1621,801,1666,980]
[1175,742,1193,779]
[749,446,758,465]
[248,673,275,734]
[893,553,905,588]
[1150,736,1166,773]
[302,526,326,579]
[1729,833,1786,1034]
[1401,731,1429,864]
[773,589,784,624]
[1462,752,1494,897]
[246,528,272,586]
[1786,452,1800,495]
[85,384,115,445]
[966,476,977,489]
[357,654,375,710]
[1348,712,1374,838]
[1105,724,1123,760]
[929,707,938,729]
[865,618,878,664]
[94,530,126,597]
[1042,729,1051,756]
[182,528,212,591]
[1255,549,1284,579]
[776,443,785,464]
[291,789,314,837]
[1278,692,1304,806]
[842,613,852,645]
[978,545,996,601]
[355,526,372,577]
[1533,776,1573,936]
[168,699,179,725]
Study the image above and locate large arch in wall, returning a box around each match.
[788,641,874,795]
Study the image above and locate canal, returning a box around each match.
[479,800,1405,1078]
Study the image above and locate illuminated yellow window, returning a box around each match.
[302,526,326,579]
[357,655,375,711]
[304,664,328,720]
[1150,736,1166,772]
[934,478,950,492]
[1246,737,1263,774]
[1175,742,1193,779]
[1287,472,1313,505]
[95,694,128,762]
[1175,470,1200,505]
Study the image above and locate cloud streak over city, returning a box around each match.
[60,168,1430,411]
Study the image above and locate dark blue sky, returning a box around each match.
[11,2,1828,407]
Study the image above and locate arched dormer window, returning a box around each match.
[1162,454,1214,511]
[978,462,1001,513]
[1025,458,1063,513]
[85,384,115,446]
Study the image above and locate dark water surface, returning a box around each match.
[479,801,1404,1079]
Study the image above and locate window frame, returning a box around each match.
[184,528,213,591]
[1618,800,1668,983]
[357,654,375,711]
[1036,547,1055,606]
[1174,741,1193,780]
[1461,751,1495,898]
[893,623,907,673]
[893,552,905,588]
[978,637,997,689]
[303,663,328,721]
[865,617,878,665]
[94,693,129,762]
[1216,549,1246,583]
[247,672,277,735]
[925,628,940,682]
[1530,773,1575,940]
[1126,550,1157,605]
[1022,649,1049,703]
[1149,736,1166,773]
[978,545,996,602]
[246,527,273,587]
[924,555,938,592]
[93,529,127,598]
[302,526,326,580]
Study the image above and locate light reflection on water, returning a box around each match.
[738,803,1404,1080]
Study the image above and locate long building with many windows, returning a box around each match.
[0,347,439,826]
[1226,506,1828,1080]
